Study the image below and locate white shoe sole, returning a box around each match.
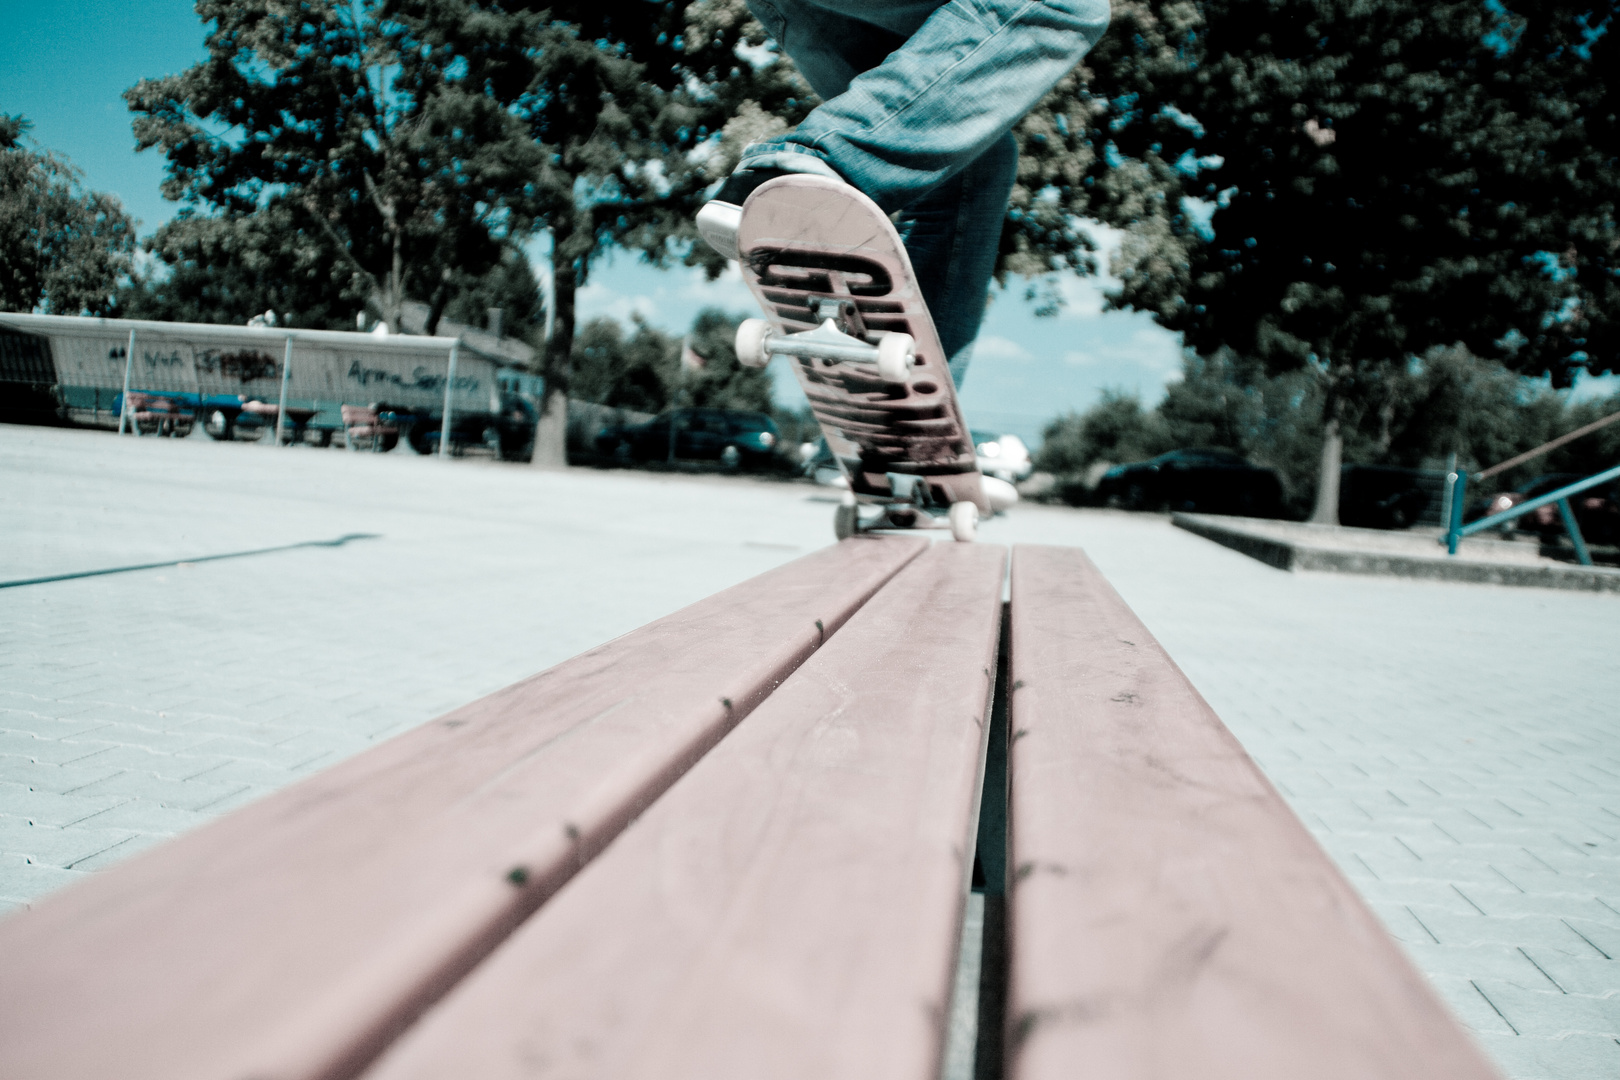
[696,201,741,260]
[982,475,1019,514]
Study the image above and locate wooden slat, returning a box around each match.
[1004,545,1502,1080]
[0,536,927,1080]
[359,543,1008,1080]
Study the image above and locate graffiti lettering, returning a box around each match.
[143,350,185,369]
[198,349,279,382]
[346,360,479,393]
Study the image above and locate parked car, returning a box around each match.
[1096,448,1283,516]
[1338,464,1446,530]
[404,394,537,459]
[595,407,781,470]
[971,431,1034,483]
[1468,472,1620,546]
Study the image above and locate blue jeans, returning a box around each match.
[741,0,1109,384]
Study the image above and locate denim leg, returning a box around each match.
[740,0,1106,387]
[745,0,909,101]
[743,0,1108,212]
[896,132,1019,384]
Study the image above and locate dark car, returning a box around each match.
[403,394,537,460]
[1468,472,1620,546]
[596,407,781,470]
[1097,448,1284,517]
[1338,464,1447,530]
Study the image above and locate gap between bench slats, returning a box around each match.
[358,542,1008,1080]
[1004,544,1503,1080]
[0,535,927,1080]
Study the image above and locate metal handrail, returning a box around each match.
[1443,462,1620,566]
[1473,408,1620,481]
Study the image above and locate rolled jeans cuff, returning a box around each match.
[734,143,844,181]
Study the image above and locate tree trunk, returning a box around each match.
[1310,416,1343,524]
[531,236,577,469]
[423,271,454,337]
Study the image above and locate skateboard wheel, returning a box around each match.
[949,500,978,542]
[876,333,914,383]
[834,492,858,540]
[735,319,772,368]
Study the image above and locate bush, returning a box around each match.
[1031,344,1618,519]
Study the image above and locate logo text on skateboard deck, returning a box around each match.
[731,174,989,541]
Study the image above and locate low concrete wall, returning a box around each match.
[1173,512,1620,593]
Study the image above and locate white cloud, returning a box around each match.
[1060,332,1181,377]
[677,263,754,309]
[575,281,661,325]
[1046,221,1130,321]
[971,335,1033,363]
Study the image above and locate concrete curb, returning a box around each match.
[1172,512,1620,593]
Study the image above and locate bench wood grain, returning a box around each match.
[359,543,1007,1080]
[1004,544,1502,1080]
[0,536,926,1080]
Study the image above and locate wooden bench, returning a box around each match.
[341,404,399,452]
[122,391,194,437]
[1004,547,1499,1080]
[0,541,1501,1080]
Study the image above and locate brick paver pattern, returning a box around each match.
[3,425,1616,1079]
[1007,509,1620,1080]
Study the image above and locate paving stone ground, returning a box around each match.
[1001,509,1620,1080]
[3,423,1616,1078]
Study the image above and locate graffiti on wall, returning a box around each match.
[197,349,279,382]
[346,360,479,393]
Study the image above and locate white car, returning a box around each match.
[972,431,1033,483]
[805,431,1034,486]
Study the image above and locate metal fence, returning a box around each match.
[0,313,533,459]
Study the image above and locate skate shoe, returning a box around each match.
[695,167,795,259]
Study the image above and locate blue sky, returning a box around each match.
[2,0,1610,446]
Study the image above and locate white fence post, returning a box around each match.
[118,328,136,435]
[438,341,459,459]
[276,336,293,447]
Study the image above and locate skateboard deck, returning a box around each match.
[733,174,989,536]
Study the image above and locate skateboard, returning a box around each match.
[731,173,992,542]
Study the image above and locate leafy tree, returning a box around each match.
[1035,391,1169,478]
[0,114,136,315]
[119,205,359,326]
[570,306,774,415]
[571,315,680,413]
[1478,0,1619,388]
[125,0,544,333]
[122,203,545,338]
[439,245,547,340]
[390,0,815,466]
[1054,0,1616,522]
[681,307,775,412]
[1036,344,1607,517]
[1547,392,1620,479]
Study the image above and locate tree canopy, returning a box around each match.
[1062,0,1615,382]
[125,0,545,333]
[0,114,137,316]
[572,306,774,415]
[381,0,816,462]
[1021,0,1618,517]
[1036,350,1618,517]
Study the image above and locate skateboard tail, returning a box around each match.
[735,174,991,520]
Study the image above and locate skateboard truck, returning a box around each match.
[735,315,914,384]
[731,173,991,543]
[834,485,981,541]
